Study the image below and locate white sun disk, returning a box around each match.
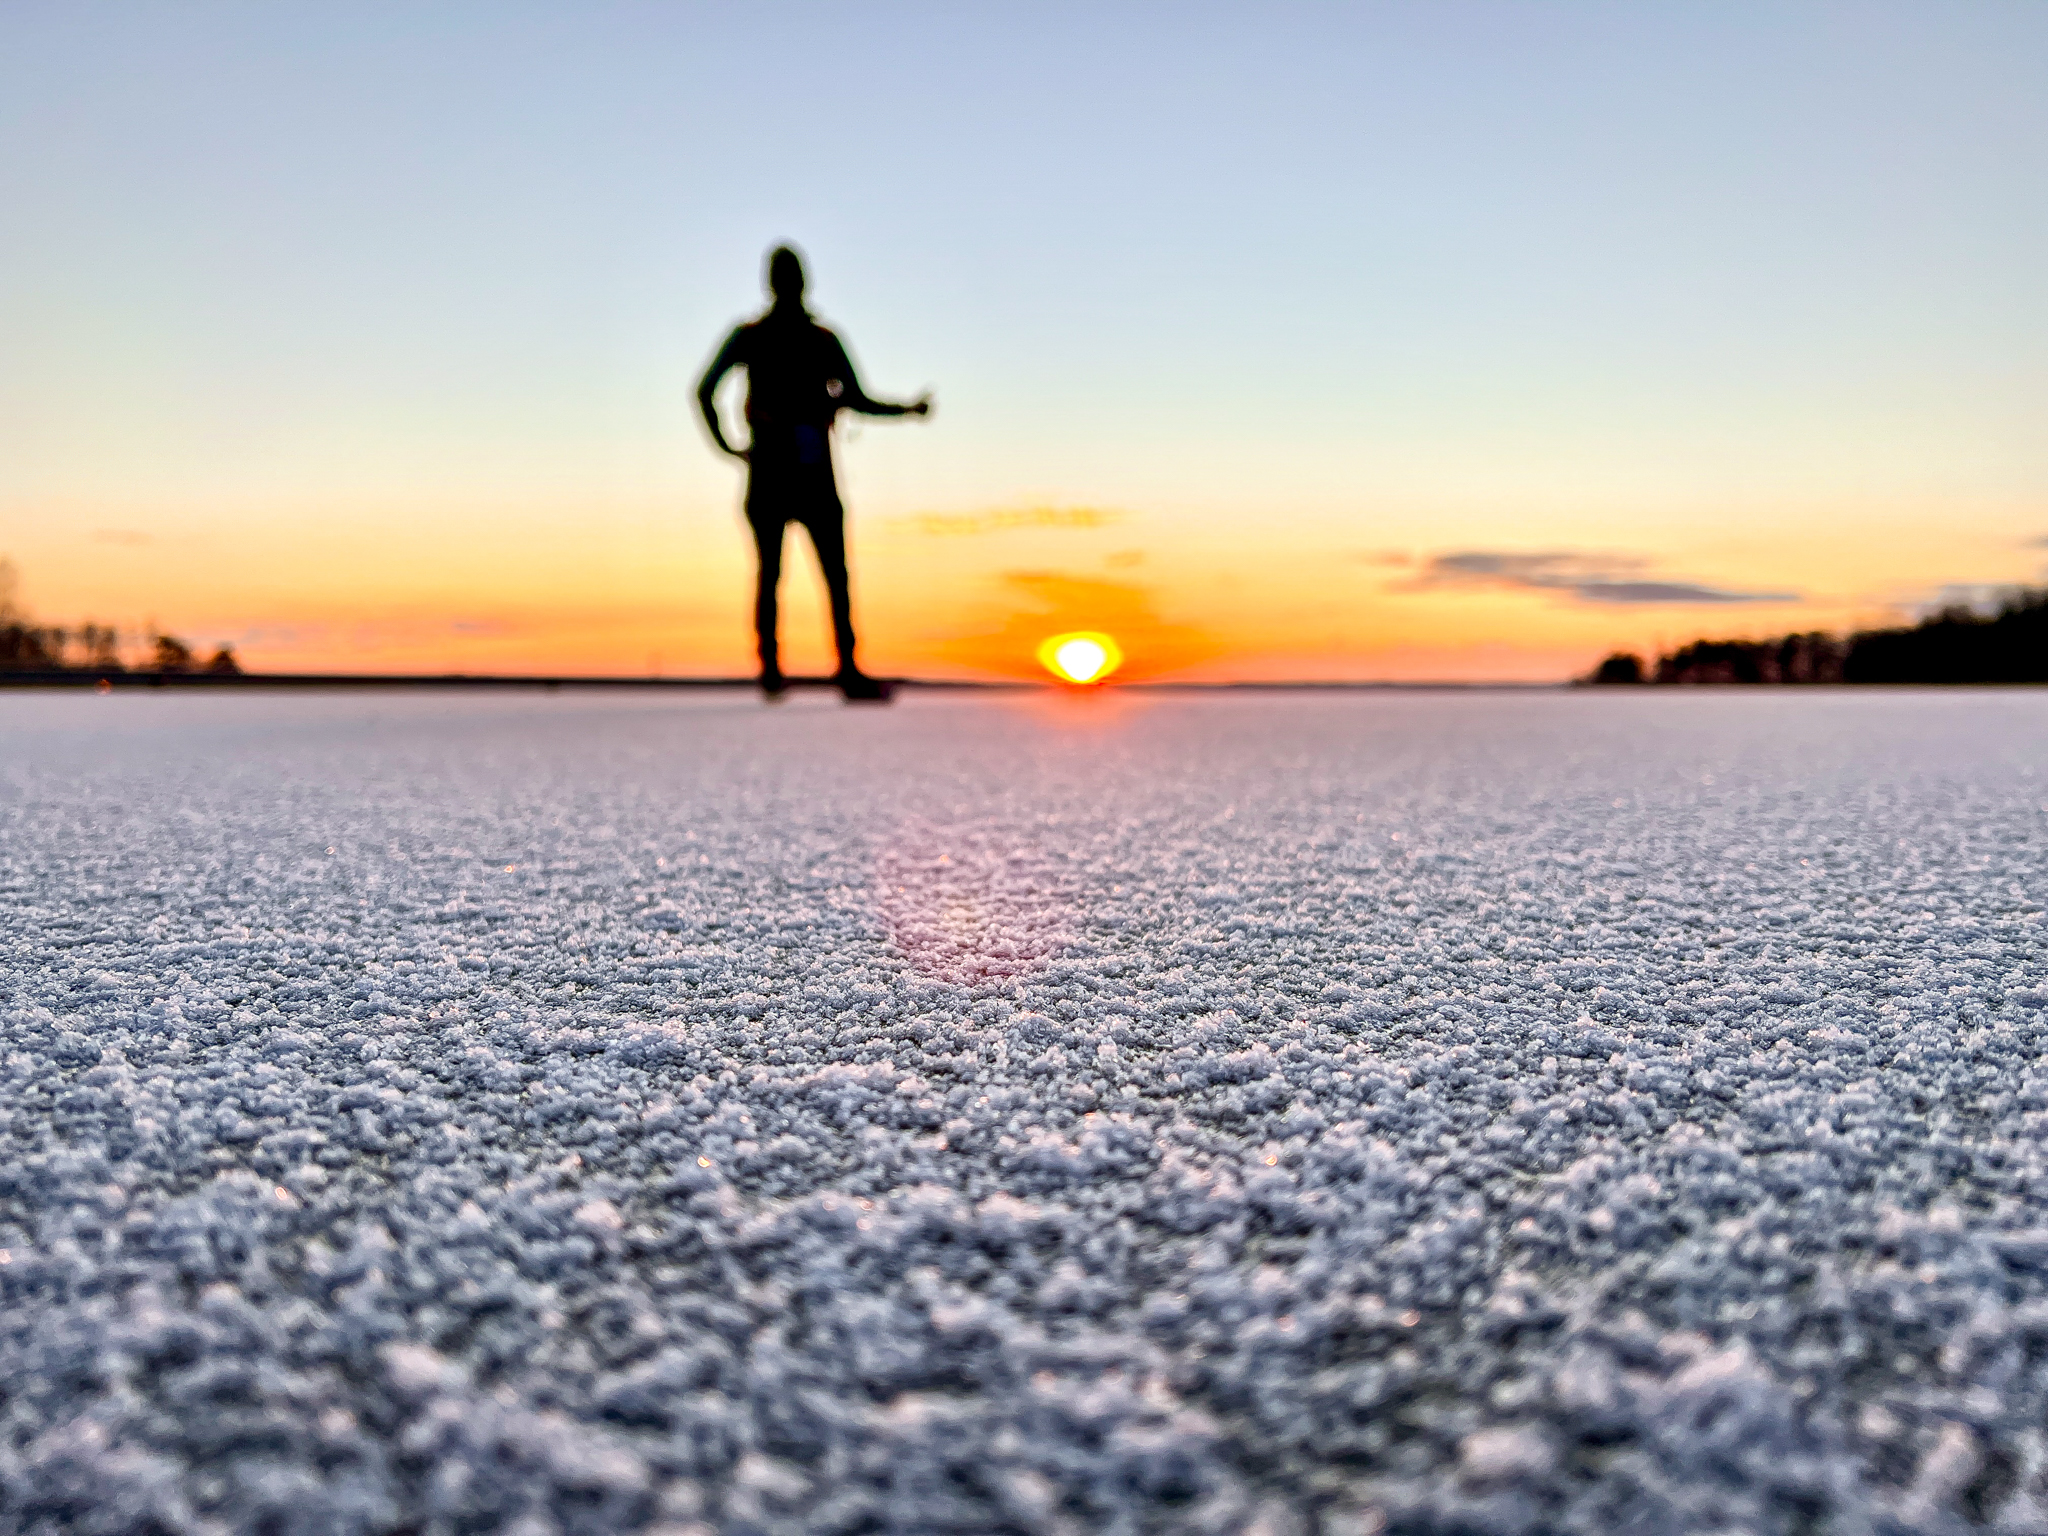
[1053,637,1109,683]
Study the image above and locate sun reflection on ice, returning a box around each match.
[877,826,1072,984]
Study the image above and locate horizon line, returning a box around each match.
[0,669,1572,693]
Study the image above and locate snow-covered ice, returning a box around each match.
[4,688,2047,1535]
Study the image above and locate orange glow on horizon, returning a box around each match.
[4,492,2033,684]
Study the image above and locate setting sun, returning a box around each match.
[1037,631,1123,685]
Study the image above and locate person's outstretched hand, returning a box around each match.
[910,393,933,418]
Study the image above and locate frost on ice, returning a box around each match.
[2,689,2047,1533]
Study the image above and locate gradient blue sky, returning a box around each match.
[3,3,2043,678]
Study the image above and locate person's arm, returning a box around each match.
[696,329,749,459]
[828,333,932,419]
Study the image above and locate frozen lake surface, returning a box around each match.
[4,688,2048,1535]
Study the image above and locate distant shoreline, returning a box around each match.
[4,670,2046,694]
[0,670,1564,693]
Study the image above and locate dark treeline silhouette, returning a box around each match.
[0,622,239,676]
[1588,587,2048,685]
[0,558,239,676]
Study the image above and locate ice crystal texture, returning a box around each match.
[4,689,2047,1534]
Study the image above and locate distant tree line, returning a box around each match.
[0,622,241,675]
[1588,586,2048,685]
[0,556,240,676]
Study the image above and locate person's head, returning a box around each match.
[766,245,806,307]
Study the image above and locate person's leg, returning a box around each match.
[801,501,858,677]
[746,502,787,689]
[802,505,890,701]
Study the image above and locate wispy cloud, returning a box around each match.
[885,506,1121,538]
[90,529,152,546]
[1402,550,1798,606]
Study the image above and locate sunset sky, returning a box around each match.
[3,3,2043,681]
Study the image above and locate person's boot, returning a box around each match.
[758,661,788,701]
[836,667,893,704]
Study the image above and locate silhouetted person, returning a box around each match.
[698,245,930,700]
